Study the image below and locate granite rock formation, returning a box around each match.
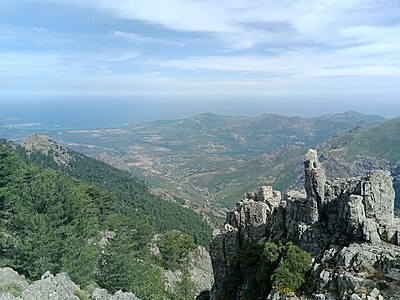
[22,135,74,166]
[0,268,140,300]
[211,149,400,299]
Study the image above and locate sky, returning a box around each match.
[0,0,400,118]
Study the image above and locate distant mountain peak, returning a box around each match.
[188,112,225,121]
[342,110,361,115]
[317,110,386,124]
[196,112,222,118]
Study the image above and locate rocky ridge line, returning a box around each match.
[211,149,400,299]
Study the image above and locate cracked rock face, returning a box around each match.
[210,149,400,299]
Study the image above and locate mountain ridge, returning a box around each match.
[0,111,394,211]
[37,110,388,209]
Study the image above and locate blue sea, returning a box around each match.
[0,95,294,130]
[0,94,397,130]
[0,96,205,130]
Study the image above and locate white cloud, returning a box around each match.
[111,30,182,46]
[97,0,238,33]
[2,0,400,97]
[152,43,400,77]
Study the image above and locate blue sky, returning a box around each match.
[0,0,400,115]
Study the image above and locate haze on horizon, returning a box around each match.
[0,0,399,120]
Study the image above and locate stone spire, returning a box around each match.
[304,149,326,223]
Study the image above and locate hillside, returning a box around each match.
[315,118,400,208]
[0,137,213,299]
[206,117,400,208]
[318,117,400,163]
[37,111,385,208]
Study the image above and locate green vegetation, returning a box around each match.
[0,282,25,297]
[34,111,383,210]
[394,179,400,210]
[0,142,207,299]
[219,241,312,300]
[174,268,198,300]
[320,119,400,208]
[10,139,212,247]
[158,230,196,270]
[73,290,90,300]
[271,242,312,293]
[326,118,400,163]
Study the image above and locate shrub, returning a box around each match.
[219,240,312,299]
[159,230,196,270]
[272,242,312,293]
[73,289,90,300]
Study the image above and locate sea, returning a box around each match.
[0,94,397,130]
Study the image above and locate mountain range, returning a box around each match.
[1,111,398,212]
[1,110,400,299]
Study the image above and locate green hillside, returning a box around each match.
[10,138,212,246]
[217,117,400,208]
[341,118,400,163]
[0,139,212,299]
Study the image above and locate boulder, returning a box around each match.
[0,269,140,300]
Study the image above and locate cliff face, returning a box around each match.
[210,149,400,300]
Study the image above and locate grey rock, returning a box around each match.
[0,268,140,300]
[210,226,239,296]
[337,273,374,298]
[319,270,332,286]
[188,246,214,294]
[91,288,110,300]
[0,294,16,300]
[266,291,304,299]
[258,186,282,209]
[0,268,29,298]
[111,291,139,300]
[19,273,79,300]
[369,288,380,298]
[324,293,337,300]
[163,269,182,294]
[91,289,140,300]
[236,200,269,243]
[347,195,365,238]
[386,266,400,281]
[22,135,74,166]
[210,149,400,300]
[304,149,326,224]
[362,171,395,223]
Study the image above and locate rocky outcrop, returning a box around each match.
[151,235,214,296]
[0,268,140,300]
[22,135,74,166]
[211,149,400,299]
[189,246,215,294]
[164,246,214,295]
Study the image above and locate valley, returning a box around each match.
[3,111,398,211]
[1,112,399,299]
[47,111,393,209]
